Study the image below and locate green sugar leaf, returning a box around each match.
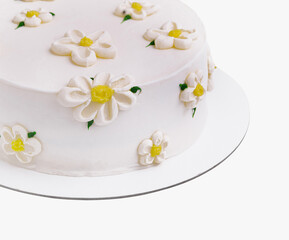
[50,12,55,16]
[192,108,197,118]
[28,132,36,138]
[16,21,25,29]
[88,120,94,130]
[122,15,132,23]
[179,83,188,91]
[146,40,155,48]
[130,86,142,94]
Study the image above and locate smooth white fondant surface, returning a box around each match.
[0,0,205,92]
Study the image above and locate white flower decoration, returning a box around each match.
[13,9,54,28]
[51,30,117,67]
[114,0,159,21]
[0,125,42,164]
[207,52,216,91]
[138,131,169,166]
[58,73,139,126]
[144,21,197,50]
[179,71,206,109]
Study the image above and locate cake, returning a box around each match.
[0,0,216,176]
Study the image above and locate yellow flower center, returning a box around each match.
[132,2,143,11]
[26,10,40,18]
[151,144,162,158]
[168,29,183,38]
[11,138,25,152]
[91,85,114,104]
[79,37,94,47]
[193,83,205,97]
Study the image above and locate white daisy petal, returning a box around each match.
[139,155,154,166]
[16,152,32,164]
[73,101,99,123]
[21,9,31,14]
[144,29,165,42]
[144,5,159,16]
[57,87,90,108]
[2,144,15,155]
[67,76,92,93]
[39,12,53,23]
[184,100,198,109]
[161,21,178,31]
[180,88,195,102]
[186,72,198,87]
[94,98,119,126]
[207,53,216,91]
[38,8,45,13]
[87,31,104,42]
[24,16,41,27]
[196,70,204,81]
[51,37,76,56]
[207,79,214,92]
[114,3,129,17]
[113,92,137,111]
[108,74,134,92]
[91,32,117,59]
[155,35,174,50]
[131,10,147,20]
[12,14,26,24]
[174,37,194,50]
[162,135,169,150]
[65,30,85,43]
[154,152,165,164]
[12,125,28,141]
[24,138,42,157]
[138,139,153,156]
[92,42,117,59]
[92,72,112,86]
[71,47,97,67]
[1,127,13,144]
[152,131,163,146]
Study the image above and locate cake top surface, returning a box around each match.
[0,0,205,93]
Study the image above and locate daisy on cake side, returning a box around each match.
[58,73,141,127]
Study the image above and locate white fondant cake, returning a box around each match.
[0,0,215,176]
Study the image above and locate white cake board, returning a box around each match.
[0,70,249,200]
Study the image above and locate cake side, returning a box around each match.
[0,43,209,176]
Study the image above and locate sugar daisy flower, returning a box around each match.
[138,131,169,166]
[115,0,159,22]
[179,70,206,109]
[1,125,41,164]
[13,8,54,28]
[51,30,117,67]
[144,21,197,50]
[58,73,141,127]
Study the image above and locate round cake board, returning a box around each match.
[0,70,249,200]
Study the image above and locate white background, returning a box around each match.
[0,0,288,239]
